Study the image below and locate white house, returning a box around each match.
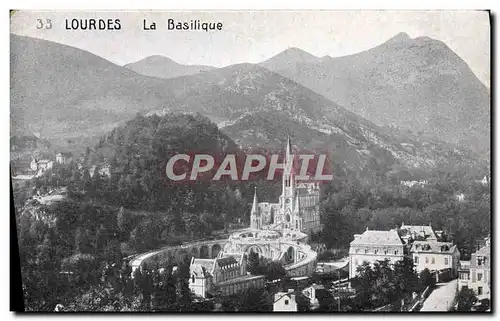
[410,241,460,278]
[273,289,297,312]
[349,228,404,280]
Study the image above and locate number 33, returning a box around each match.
[36,19,52,29]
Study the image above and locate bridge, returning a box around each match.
[129,239,229,272]
[129,231,318,279]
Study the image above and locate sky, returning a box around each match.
[10,10,490,86]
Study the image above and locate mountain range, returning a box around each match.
[259,33,490,157]
[10,34,488,178]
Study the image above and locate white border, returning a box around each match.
[2,1,497,321]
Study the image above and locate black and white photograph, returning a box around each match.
[9,10,491,313]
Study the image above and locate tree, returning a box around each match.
[75,227,91,254]
[247,251,260,275]
[264,261,286,282]
[419,268,435,289]
[237,288,272,312]
[295,291,311,312]
[456,287,477,311]
[393,256,420,298]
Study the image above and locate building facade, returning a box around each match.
[410,241,460,277]
[189,254,250,298]
[348,228,405,280]
[457,236,490,298]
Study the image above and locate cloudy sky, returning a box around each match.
[11,10,490,86]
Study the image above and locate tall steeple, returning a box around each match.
[286,135,292,158]
[282,136,295,198]
[250,187,259,229]
[251,187,259,215]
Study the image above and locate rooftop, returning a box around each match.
[350,229,403,246]
[216,256,238,268]
[410,241,457,254]
[399,224,437,239]
[192,258,216,274]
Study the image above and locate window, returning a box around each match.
[394,250,398,255]
[285,300,289,305]
[415,256,419,264]
[425,257,429,264]
[477,256,483,266]
[374,249,378,254]
[478,273,483,281]
[365,249,368,254]
[478,287,483,295]
[192,275,195,283]
[384,250,388,255]
[355,248,359,254]
[431,257,435,264]
[444,258,449,265]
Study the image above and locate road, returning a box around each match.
[420,279,458,312]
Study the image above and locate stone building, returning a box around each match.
[458,236,490,299]
[251,138,321,234]
[189,253,250,298]
[410,241,460,277]
[348,228,404,280]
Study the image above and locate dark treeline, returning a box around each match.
[316,169,490,259]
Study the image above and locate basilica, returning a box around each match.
[250,138,322,234]
[188,138,321,298]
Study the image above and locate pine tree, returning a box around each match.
[75,227,91,254]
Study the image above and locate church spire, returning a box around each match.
[251,187,259,215]
[286,135,292,158]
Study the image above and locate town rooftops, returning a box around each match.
[410,241,457,254]
[350,229,403,246]
[399,223,437,240]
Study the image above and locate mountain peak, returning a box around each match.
[274,47,318,62]
[259,47,319,70]
[384,32,412,45]
[130,55,178,66]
